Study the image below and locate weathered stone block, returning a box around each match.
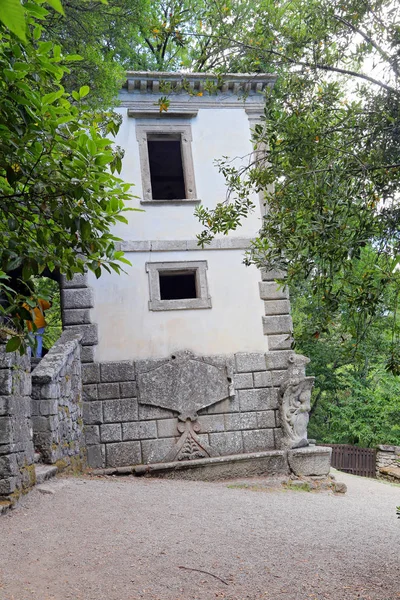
[0,397,10,416]
[156,418,178,438]
[268,334,293,351]
[83,384,98,401]
[233,373,253,390]
[64,324,98,346]
[97,383,120,400]
[100,423,122,443]
[197,414,225,433]
[205,395,240,414]
[122,421,157,441]
[256,410,276,429]
[262,315,293,336]
[82,401,103,425]
[0,454,18,478]
[209,431,243,455]
[138,404,173,420]
[263,300,291,315]
[80,346,96,363]
[61,273,88,289]
[0,369,12,395]
[265,351,293,370]
[120,381,137,398]
[253,371,272,388]
[259,281,288,301]
[0,417,12,444]
[0,476,17,495]
[100,361,135,383]
[39,400,58,416]
[235,353,266,373]
[103,399,138,423]
[63,309,92,325]
[260,268,286,281]
[271,370,288,386]
[39,382,60,399]
[0,347,14,369]
[87,444,104,468]
[224,412,257,431]
[106,441,141,467]
[287,446,332,476]
[61,287,94,309]
[141,438,175,464]
[239,388,277,411]
[85,425,100,445]
[274,427,283,449]
[243,429,275,452]
[82,363,100,384]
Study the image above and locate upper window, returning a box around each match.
[147,134,185,200]
[136,122,198,204]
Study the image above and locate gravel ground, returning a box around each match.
[0,470,399,600]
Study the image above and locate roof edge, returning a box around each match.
[123,71,276,95]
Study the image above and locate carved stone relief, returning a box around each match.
[137,351,234,461]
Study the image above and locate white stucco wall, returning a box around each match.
[89,249,268,361]
[89,103,269,361]
[111,107,263,240]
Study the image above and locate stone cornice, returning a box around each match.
[121,72,276,109]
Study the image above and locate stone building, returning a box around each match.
[1,73,331,504]
[60,72,331,476]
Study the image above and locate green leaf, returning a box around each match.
[44,0,65,16]
[0,0,27,41]
[6,337,21,352]
[79,85,90,98]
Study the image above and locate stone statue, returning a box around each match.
[279,376,314,449]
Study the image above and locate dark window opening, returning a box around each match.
[159,271,197,300]
[147,137,186,200]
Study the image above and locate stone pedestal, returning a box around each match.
[287,446,332,477]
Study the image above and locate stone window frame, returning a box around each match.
[135,121,198,205]
[146,260,212,311]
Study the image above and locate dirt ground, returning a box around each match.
[0,470,399,600]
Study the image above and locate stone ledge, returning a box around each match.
[31,331,82,384]
[90,450,288,481]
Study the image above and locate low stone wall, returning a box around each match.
[82,350,306,469]
[0,345,35,505]
[376,445,400,482]
[31,330,85,469]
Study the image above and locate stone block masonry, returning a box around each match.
[376,445,400,482]
[0,345,35,505]
[82,350,296,469]
[31,330,85,467]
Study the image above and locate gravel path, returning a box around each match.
[0,471,399,600]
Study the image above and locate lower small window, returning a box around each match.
[146,261,211,311]
[159,270,197,300]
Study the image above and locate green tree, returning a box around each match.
[0,1,136,352]
[194,0,400,363]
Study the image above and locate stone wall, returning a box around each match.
[0,344,35,504]
[376,445,400,482]
[82,350,304,469]
[31,330,85,468]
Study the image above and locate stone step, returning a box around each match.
[35,465,58,485]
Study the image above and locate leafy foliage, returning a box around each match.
[0,1,136,351]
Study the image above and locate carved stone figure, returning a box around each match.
[279,376,315,449]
